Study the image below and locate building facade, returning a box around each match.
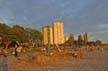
[84,32,91,42]
[52,22,65,45]
[42,22,65,45]
[42,26,53,45]
[78,34,84,41]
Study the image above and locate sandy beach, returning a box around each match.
[0,47,108,71]
[32,49,108,71]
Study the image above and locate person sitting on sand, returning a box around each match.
[14,44,22,57]
[1,47,8,57]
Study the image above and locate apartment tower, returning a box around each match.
[84,32,91,42]
[78,34,84,41]
[52,22,65,45]
[42,26,53,45]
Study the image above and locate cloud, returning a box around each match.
[96,24,108,29]
[94,30,108,34]
[93,30,108,43]
[0,18,5,23]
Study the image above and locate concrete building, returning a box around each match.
[78,34,84,41]
[84,32,91,42]
[42,22,65,45]
[52,22,65,45]
[42,26,53,45]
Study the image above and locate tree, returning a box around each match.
[65,33,74,46]
[0,23,42,43]
[95,40,102,46]
[73,40,78,46]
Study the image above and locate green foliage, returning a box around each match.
[87,41,95,46]
[65,33,75,46]
[73,40,78,46]
[95,40,102,45]
[26,28,42,41]
[0,23,42,43]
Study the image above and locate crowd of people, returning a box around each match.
[0,39,36,58]
[0,39,103,59]
[0,44,23,58]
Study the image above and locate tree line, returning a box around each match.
[0,23,42,43]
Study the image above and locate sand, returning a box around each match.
[0,46,108,71]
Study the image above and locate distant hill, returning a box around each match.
[0,23,42,42]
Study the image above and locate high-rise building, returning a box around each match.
[78,34,84,41]
[42,26,53,45]
[84,32,91,42]
[52,22,65,45]
[42,22,65,45]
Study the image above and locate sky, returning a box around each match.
[0,0,108,43]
